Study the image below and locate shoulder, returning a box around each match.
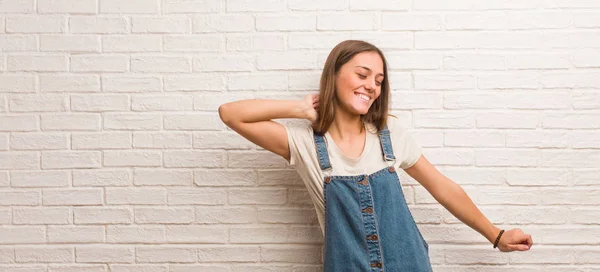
[386,115,409,135]
[283,120,315,147]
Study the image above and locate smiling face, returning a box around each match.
[334,51,385,116]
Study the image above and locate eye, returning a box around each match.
[357,74,367,79]
[376,81,382,86]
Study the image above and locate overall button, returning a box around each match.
[362,207,373,213]
[324,177,331,184]
[370,262,382,268]
[388,166,395,173]
[367,234,378,241]
[358,177,369,186]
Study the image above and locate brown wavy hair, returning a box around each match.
[313,40,391,135]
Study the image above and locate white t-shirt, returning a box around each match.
[284,116,423,236]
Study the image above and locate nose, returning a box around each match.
[365,80,376,92]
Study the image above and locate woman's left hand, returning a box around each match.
[496,228,533,252]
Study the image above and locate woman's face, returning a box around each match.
[335,51,384,116]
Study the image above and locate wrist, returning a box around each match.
[486,226,502,244]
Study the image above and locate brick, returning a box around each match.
[350,32,413,50]
[107,225,165,243]
[0,226,45,244]
[132,17,190,33]
[13,207,71,225]
[288,0,346,11]
[288,33,350,50]
[506,130,569,148]
[193,15,254,33]
[133,169,192,186]
[227,73,288,91]
[164,75,226,92]
[163,0,223,13]
[70,55,127,72]
[102,76,161,92]
[386,52,442,70]
[106,188,166,205]
[40,35,101,52]
[76,246,134,263]
[0,0,34,13]
[542,112,600,129]
[382,13,442,30]
[74,207,132,224]
[227,0,284,12]
[444,130,504,147]
[475,149,540,167]
[43,188,103,205]
[163,151,226,168]
[317,13,378,30]
[229,188,286,205]
[72,132,131,150]
[71,94,129,112]
[256,15,316,31]
[11,170,69,187]
[414,111,474,128]
[166,226,227,243]
[132,95,193,111]
[541,72,600,88]
[507,53,570,69]
[133,132,192,149]
[39,0,97,13]
[8,55,68,72]
[258,208,318,224]
[73,169,132,187]
[414,73,476,90]
[193,55,253,72]
[104,113,162,130]
[194,170,256,186]
[102,35,161,52]
[350,0,409,10]
[230,226,321,243]
[103,150,162,167]
[131,56,191,73]
[164,35,223,52]
[260,245,322,263]
[41,150,101,169]
[0,35,37,51]
[134,207,194,224]
[197,246,260,262]
[256,52,316,70]
[100,0,159,14]
[226,34,284,51]
[228,151,288,168]
[167,188,227,205]
[135,246,195,263]
[6,16,65,33]
[0,152,39,170]
[193,131,254,149]
[9,133,67,150]
[40,75,101,92]
[15,247,74,263]
[41,114,101,131]
[195,206,255,223]
[164,114,223,130]
[69,16,128,33]
[9,94,67,112]
[0,189,40,205]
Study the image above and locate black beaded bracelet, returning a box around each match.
[493,229,505,249]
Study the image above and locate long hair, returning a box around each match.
[313,40,391,135]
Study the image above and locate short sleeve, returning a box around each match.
[389,117,423,169]
[283,125,298,166]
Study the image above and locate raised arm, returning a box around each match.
[218,94,318,162]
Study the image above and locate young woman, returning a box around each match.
[219,40,533,271]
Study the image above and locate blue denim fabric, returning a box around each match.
[315,126,432,272]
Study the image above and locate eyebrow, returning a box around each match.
[355,66,384,77]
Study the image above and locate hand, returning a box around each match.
[301,93,319,123]
[496,228,533,252]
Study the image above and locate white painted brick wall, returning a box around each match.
[0,0,598,271]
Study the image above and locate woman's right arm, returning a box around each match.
[218,95,318,162]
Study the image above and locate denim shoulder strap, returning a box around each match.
[379,124,396,161]
[313,132,332,171]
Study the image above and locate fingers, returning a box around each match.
[526,234,533,248]
[508,244,530,251]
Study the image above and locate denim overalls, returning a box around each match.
[314,125,432,272]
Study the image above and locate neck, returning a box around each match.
[328,108,364,140]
